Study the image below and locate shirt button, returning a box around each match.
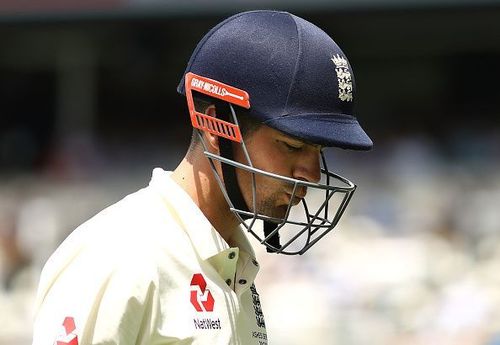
[252,259,259,267]
[225,279,232,286]
[228,251,236,259]
[238,279,247,285]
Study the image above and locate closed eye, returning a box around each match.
[282,141,302,152]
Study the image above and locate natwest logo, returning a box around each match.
[54,316,79,345]
[190,273,215,312]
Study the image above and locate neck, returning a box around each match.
[171,149,240,245]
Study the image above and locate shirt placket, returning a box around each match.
[206,248,239,291]
[234,251,259,296]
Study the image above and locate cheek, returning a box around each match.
[249,145,290,176]
[233,136,292,195]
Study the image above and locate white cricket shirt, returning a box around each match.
[32,168,268,345]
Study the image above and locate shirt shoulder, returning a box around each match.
[62,185,186,250]
[36,184,190,303]
[33,185,194,344]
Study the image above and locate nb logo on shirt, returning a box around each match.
[190,273,215,312]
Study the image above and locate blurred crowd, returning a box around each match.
[1,132,500,345]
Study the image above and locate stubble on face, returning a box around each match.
[232,125,311,220]
[242,173,293,220]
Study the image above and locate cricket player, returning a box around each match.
[32,10,372,345]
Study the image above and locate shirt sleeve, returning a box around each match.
[32,239,160,345]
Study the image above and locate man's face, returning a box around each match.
[233,125,322,220]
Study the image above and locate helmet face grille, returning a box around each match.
[204,149,356,255]
[262,186,352,255]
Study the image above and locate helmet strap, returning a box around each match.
[214,100,281,253]
[214,99,251,217]
[219,137,249,215]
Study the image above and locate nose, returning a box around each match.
[292,149,321,183]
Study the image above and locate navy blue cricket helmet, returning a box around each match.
[178,10,373,150]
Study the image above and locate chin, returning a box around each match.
[257,205,289,221]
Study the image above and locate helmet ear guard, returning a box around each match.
[185,72,248,143]
[185,73,356,255]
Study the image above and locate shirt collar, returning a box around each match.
[148,168,259,268]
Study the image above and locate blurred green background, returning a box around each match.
[1,1,500,344]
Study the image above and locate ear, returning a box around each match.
[203,105,220,153]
